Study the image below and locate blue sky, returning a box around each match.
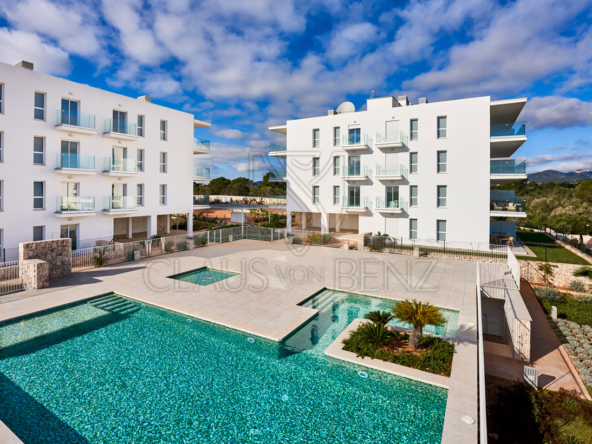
[1,0,591,180]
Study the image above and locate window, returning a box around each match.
[313,186,319,204]
[386,186,399,208]
[313,157,320,176]
[113,110,127,133]
[348,128,361,145]
[137,184,144,206]
[0,181,3,210]
[60,141,79,168]
[410,119,418,140]
[160,152,167,173]
[410,185,418,207]
[348,155,361,176]
[333,156,340,175]
[159,184,167,205]
[137,115,145,137]
[33,182,45,209]
[60,224,78,250]
[410,219,418,240]
[437,116,447,138]
[33,137,45,165]
[437,185,447,207]
[0,132,3,162]
[137,149,144,172]
[160,120,167,141]
[0,83,3,114]
[33,226,44,242]
[333,127,340,146]
[437,151,447,173]
[410,152,418,173]
[34,92,45,120]
[313,129,320,147]
[61,99,79,126]
[437,220,447,241]
[333,186,340,205]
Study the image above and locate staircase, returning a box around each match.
[89,294,142,315]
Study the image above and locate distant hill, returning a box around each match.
[528,169,592,184]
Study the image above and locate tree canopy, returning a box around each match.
[194,176,286,198]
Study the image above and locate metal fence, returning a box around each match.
[288,230,354,249]
[0,261,23,295]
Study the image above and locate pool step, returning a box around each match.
[305,290,342,314]
[89,296,142,315]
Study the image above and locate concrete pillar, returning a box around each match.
[286,211,292,232]
[336,214,342,233]
[165,214,171,234]
[147,215,158,238]
[321,212,329,234]
[302,212,307,230]
[187,211,194,237]
[127,217,133,239]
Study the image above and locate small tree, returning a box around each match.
[537,262,557,286]
[392,299,445,349]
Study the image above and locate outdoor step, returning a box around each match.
[90,295,119,306]
[117,306,142,315]
[308,291,341,313]
[110,302,138,313]
[94,298,129,311]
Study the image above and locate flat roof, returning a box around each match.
[268,125,287,135]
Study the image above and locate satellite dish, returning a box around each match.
[336,102,355,114]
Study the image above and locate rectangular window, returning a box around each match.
[137,184,144,206]
[313,157,320,176]
[333,127,340,146]
[160,120,167,141]
[437,220,447,241]
[313,186,319,204]
[437,116,447,138]
[410,119,418,140]
[0,83,3,114]
[410,219,418,240]
[113,110,127,133]
[33,181,45,209]
[137,115,144,137]
[333,186,340,205]
[0,132,3,162]
[437,185,447,207]
[437,151,447,173]
[410,152,418,173]
[160,152,167,173]
[410,185,418,207]
[34,92,45,120]
[33,137,45,165]
[61,99,79,126]
[348,128,361,145]
[33,226,44,242]
[159,184,167,205]
[313,129,320,147]
[333,156,340,175]
[0,181,3,210]
[137,149,144,172]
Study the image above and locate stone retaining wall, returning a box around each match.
[520,260,592,290]
[20,259,49,290]
[19,238,72,279]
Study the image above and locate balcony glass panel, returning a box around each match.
[193,195,210,206]
[57,110,96,129]
[375,164,407,177]
[194,139,211,151]
[104,158,137,173]
[193,167,211,178]
[376,197,408,211]
[104,196,137,210]
[104,119,137,136]
[56,154,95,170]
[342,132,371,146]
[490,190,526,212]
[490,159,526,174]
[56,197,95,212]
[375,131,408,145]
[490,123,526,137]
[269,169,286,179]
[269,142,287,152]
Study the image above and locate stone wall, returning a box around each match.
[20,259,49,290]
[157,215,167,232]
[520,260,592,290]
[19,238,72,279]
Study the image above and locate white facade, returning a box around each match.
[269,95,527,244]
[0,61,210,258]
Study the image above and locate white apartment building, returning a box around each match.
[269,94,527,245]
[0,60,211,260]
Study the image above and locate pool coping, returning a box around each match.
[0,420,23,444]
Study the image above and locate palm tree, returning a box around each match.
[358,322,392,347]
[364,310,394,326]
[392,299,445,350]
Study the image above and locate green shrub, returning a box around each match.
[291,236,303,245]
[307,233,322,245]
[164,241,174,253]
[93,249,109,267]
[575,294,592,303]
[573,266,592,278]
[125,248,139,261]
[321,234,333,244]
[364,310,394,326]
[177,240,187,251]
[569,280,586,293]
[536,286,563,302]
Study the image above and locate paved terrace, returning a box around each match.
[0,240,480,444]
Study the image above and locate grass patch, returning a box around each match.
[342,326,454,376]
[540,295,592,326]
[517,231,557,244]
[517,245,590,265]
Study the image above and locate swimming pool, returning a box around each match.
[0,294,448,443]
[169,267,239,286]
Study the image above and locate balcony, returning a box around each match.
[193,195,210,208]
[103,119,138,141]
[193,167,210,181]
[341,133,371,151]
[103,158,137,177]
[55,154,96,176]
[490,159,527,183]
[375,131,408,150]
[55,197,96,218]
[103,196,137,213]
[490,122,527,158]
[375,164,407,181]
[376,197,407,214]
[269,142,287,158]
[342,196,371,212]
[193,138,211,155]
[342,165,371,181]
[269,169,287,182]
[55,111,97,135]
[490,190,526,217]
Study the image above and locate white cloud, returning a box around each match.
[233,159,269,172]
[521,96,592,129]
[210,127,247,141]
[325,22,380,61]
[523,152,592,171]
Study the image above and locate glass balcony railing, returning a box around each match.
[193,195,210,206]
[342,133,371,147]
[490,159,526,174]
[194,139,211,151]
[490,123,526,137]
[104,158,137,173]
[375,164,407,177]
[269,169,286,179]
[269,142,287,152]
[342,165,371,177]
[104,119,137,136]
[490,190,526,213]
[56,153,95,170]
[342,196,371,209]
[375,131,408,145]
[104,196,137,211]
[194,167,210,178]
[376,197,408,211]
[56,111,96,129]
[56,197,95,212]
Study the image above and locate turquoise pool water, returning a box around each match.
[170,267,239,286]
[0,295,448,443]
